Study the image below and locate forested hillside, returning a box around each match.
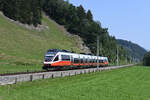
[117,39,147,61]
[0,0,135,64]
[0,0,42,26]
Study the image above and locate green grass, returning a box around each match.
[0,66,150,100]
[0,13,81,73]
[0,65,41,74]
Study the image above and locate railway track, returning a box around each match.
[0,64,119,76]
[0,64,134,85]
[0,67,104,76]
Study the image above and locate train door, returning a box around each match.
[53,55,59,62]
[88,57,90,67]
[78,54,81,66]
[83,57,85,67]
[70,55,74,67]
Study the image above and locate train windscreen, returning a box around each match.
[44,52,56,62]
[44,56,54,62]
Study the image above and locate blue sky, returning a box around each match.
[68,0,150,50]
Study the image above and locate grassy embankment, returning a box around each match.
[0,65,150,100]
[0,14,81,73]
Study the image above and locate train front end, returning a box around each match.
[43,50,57,69]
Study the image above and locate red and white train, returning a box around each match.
[43,49,109,70]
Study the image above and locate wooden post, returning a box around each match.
[30,75,33,82]
[52,74,54,79]
[15,77,17,84]
[84,70,86,74]
[42,74,45,79]
[80,71,82,74]
[61,72,63,77]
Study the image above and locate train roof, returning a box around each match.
[47,49,92,55]
[57,52,107,59]
[46,49,108,59]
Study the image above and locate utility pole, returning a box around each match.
[116,46,119,66]
[126,55,128,64]
[97,36,99,68]
[130,56,132,64]
[100,43,103,56]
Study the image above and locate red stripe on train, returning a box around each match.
[51,61,108,67]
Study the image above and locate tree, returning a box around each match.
[31,0,42,26]
[143,52,150,66]
[0,0,4,10]
[77,5,86,19]
[87,10,93,21]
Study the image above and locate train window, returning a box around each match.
[88,59,90,63]
[93,59,95,63]
[81,59,83,63]
[89,59,91,63]
[98,60,100,63]
[104,59,108,62]
[74,58,79,63]
[99,60,103,63]
[92,59,94,63]
[85,59,87,63]
[97,59,99,63]
[83,57,85,63]
[90,59,93,63]
[61,55,70,61]
[54,56,59,61]
[86,59,88,63]
[87,58,89,63]
[89,58,91,63]
[44,56,54,62]
[95,59,97,63]
[84,59,86,63]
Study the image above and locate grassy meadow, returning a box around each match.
[0,13,81,73]
[0,66,150,100]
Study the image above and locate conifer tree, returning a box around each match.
[87,10,93,21]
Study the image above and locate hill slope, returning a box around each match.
[0,13,83,72]
[117,39,147,61]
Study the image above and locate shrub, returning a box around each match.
[143,52,150,66]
